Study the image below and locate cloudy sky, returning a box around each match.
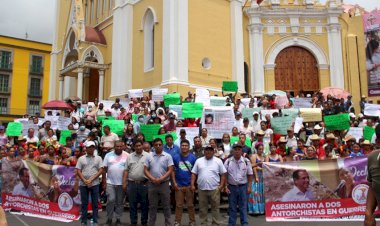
[0,0,379,44]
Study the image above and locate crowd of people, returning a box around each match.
[0,89,380,226]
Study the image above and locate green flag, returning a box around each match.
[364,126,375,141]
[5,122,22,136]
[324,113,350,131]
[97,116,116,123]
[140,124,161,141]
[182,103,204,118]
[222,81,238,92]
[59,130,72,145]
[153,132,178,145]
[164,93,181,107]
[102,120,125,136]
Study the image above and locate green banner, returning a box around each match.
[5,122,22,136]
[182,103,204,118]
[164,93,181,107]
[222,81,238,92]
[152,132,178,145]
[102,120,125,136]
[324,113,350,131]
[230,136,252,148]
[140,124,162,141]
[271,116,295,135]
[132,114,141,122]
[242,107,262,121]
[59,130,72,145]
[281,108,299,119]
[364,126,375,141]
[97,116,116,123]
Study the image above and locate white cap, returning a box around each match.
[314,124,322,130]
[85,141,96,147]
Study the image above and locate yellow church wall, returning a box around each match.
[99,25,113,99]
[242,15,251,93]
[132,0,163,90]
[188,0,232,89]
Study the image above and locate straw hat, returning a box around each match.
[361,140,371,146]
[256,130,265,136]
[314,125,322,130]
[278,137,287,143]
[310,134,321,140]
[17,135,26,141]
[287,127,293,131]
[325,133,336,140]
[344,135,356,142]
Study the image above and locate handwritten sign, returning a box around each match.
[59,130,72,145]
[299,108,322,122]
[210,96,227,107]
[347,127,363,142]
[324,113,350,131]
[6,122,23,136]
[169,105,183,120]
[364,126,375,141]
[128,89,144,98]
[281,109,299,119]
[195,88,210,107]
[153,132,178,145]
[364,103,380,116]
[164,93,181,107]
[140,124,161,142]
[182,103,204,118]
[242,108,262,122]
[271,116,295,135]
[102,120,125,136]
[97,116,116,123]
[152,88,168,102]
[294,117,304,133]
[222,81,238,92]
[175,127,199,147]
[58,116,71,130]
[293,98,313,108]
[260,109,279,121]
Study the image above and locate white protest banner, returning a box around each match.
[364,103,380,116]
[169,105,183,120]
[210,96,227,107]
[44,115,59,130]
[347,127,364,142]
[294,117,304,133]
[152,88,168,102]
[37,118,45,126]
[128,89,144,98]
[293,98,313,108]
[100,100,114,110]
[22,123,39,137]
[202,106,234,138]
[275,96,289,109]
[300,108,322,122]
[242,107,262,122]
[58,116,72,130]
[176,127,199,147]
[241,98,251,107]
[260,109,279,121]
[195,88,210,107]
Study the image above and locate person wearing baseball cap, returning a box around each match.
[76,140,104,226]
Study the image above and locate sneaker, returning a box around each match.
[174,222,180,226]
[115,219,122,226]
[103,219,112,226]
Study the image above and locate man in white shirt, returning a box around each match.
[250,112,262,133]
[233,112,243,129]
[285,127,298,151]
[12,168,33,197]
[101,125,120,157]
[24,128,39,144]
[281,169,315,202]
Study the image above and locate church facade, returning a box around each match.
[49,0,372,107]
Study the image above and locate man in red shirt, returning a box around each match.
[310,134,326,160]
[276,137,287,157]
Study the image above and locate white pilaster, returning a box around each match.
[110,0,133,97]
[161,0,189,86]
[230,0,245,93]
[63,75,70,99]
[327,13,344,89]
[77,68,84,99]
[98,70,105,101]
[48,0,60,100]
[248,23,265,95]
[59,76,64,100]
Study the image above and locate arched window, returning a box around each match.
[143,9,155,71]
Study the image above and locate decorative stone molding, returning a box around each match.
[82,45,104,64]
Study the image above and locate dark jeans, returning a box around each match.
[128,181,149,225]
[148,181,171,226]
[80,185,100,224]
[228,184,248,226]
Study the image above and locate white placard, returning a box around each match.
[201,106,235,138]
[152,88,168,102]
[260,109,279,121]
[100,100,114,111]
[347,127,363,142]
[294,117,304,133]
[240,98,251,107]
[58,116,72,130]
[176,127,199,148]
[293,98,313,108]
[22,123,39,137]
[128,89,144,98]
[210,96,227,107]
[195,88,210,107]
[44,116,59,130]
[169,105,183,120]
[364,103,380,117]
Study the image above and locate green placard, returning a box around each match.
[164,93,181,107]
[271,116,295,135]
[182,103,204,118]
[222,81,238,92]
[324,113,350,131]
[59,130,72,145]
[132,114,141,122]
[364,126,375,141]
[102,120,125,136]
[242,107,262,122]
[152,132,178,145]
[5,122,22,136]
[97,116,116,123]
[230,136,252,148]
[140,124,162,141]
[281,108,299,119]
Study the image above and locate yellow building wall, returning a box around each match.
[188,0,232,89]
[0,36,51,122]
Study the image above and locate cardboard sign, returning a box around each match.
[299,108,322,122]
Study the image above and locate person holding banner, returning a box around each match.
[224,143,253,226]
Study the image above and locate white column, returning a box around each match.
[161,0,189,86]
[77,68,84,99]
[230,0,245,92]
[48,0,60,100]
[110,0,133,97]
[248,24,265,95]
[63,75,70,99]
[98,70,104,100]
[327,15,344,89]
[59,76,64,100]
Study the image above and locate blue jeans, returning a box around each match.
[228,184,248,226]
[128,182,149,225]
[80,185,100,224]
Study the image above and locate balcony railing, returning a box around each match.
[30,65,44,74]
[29,89,42,97]
[0,63,12,71]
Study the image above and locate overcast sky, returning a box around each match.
[0,0,378,44]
